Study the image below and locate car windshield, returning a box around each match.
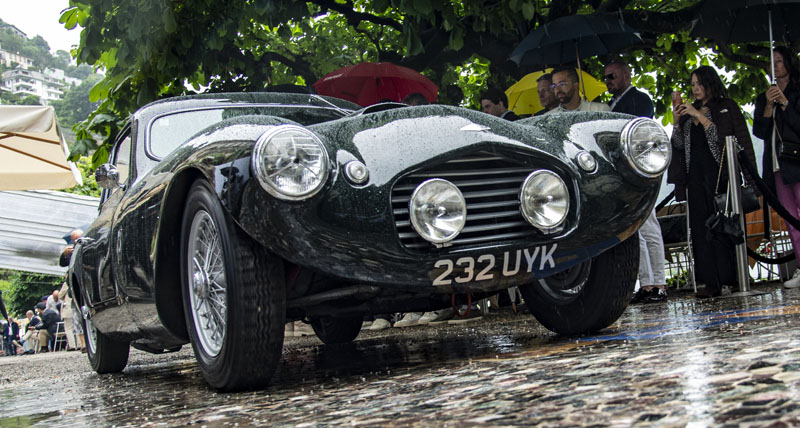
[148,105,344,159]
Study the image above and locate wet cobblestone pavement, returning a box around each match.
[1,283,799,427]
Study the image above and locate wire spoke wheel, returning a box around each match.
[187,210,227,357]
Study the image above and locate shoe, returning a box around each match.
[393,312,422,327]
[632,287,667,303]
[695,286,722,299]
[646,287,667,302]
[448,307,483,325]
[369,318,392,331]
[784,269,800,289]
[418,308,455,324]
[630,288,648,304]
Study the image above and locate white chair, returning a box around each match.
[52,321,68,352]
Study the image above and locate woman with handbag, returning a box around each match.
[667,66,759,298]
[753,47,800,290]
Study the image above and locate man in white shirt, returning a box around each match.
[545,66,611,114]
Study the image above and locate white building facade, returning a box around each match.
[1,67,80,105]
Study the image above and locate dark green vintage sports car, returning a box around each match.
[68,92,670,390]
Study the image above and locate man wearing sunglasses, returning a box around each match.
[605,59,665,304]
[546,66,610,113]
[604,60,655,118]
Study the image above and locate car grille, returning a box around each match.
[391,150,539,251]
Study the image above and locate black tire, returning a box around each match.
[309,316,362,344]
[180,180,285,391]
[520,234,639,335]
[83,315,130,374]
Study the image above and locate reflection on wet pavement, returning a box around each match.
[1,286,799,427]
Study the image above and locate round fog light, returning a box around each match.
[409,179,467,244]
[576,151,597,173]
[520,170,569,230]
[345,160,369,184]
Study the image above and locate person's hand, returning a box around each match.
[672,100,685,122]
[766,85,789,108]
[676,102,702,119]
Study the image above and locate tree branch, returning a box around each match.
[314,0,403,32]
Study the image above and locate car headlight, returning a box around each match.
[409,179,466,244]
[251,125,329,200]
[520,170,569,231]
[621,118,671,177]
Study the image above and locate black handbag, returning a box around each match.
[775,117,800,162]
[705,212,745,245]
[712,142,760,214]
[713,186,760,214]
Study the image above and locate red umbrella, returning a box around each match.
[313,62,438,106]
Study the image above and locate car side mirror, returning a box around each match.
[95,164,121,189]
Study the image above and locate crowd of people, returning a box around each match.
[1,228,87,356]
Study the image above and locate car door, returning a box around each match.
[79,128,133,306]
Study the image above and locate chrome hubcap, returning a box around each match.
[187,210,227,357]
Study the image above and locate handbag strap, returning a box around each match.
[715,143,727,195]
[774,114,785,145]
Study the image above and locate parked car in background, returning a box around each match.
[68,92,670,390]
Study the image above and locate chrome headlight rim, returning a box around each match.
[251,124,330,201]
[519,170,570,230]
[620,117,671,178]
[408,178,467,245]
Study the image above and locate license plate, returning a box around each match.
[431,244,558,286]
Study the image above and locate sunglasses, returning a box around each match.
[550,82,571,90]
[604,73,617,81]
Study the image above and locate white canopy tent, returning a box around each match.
[0,105,82,191]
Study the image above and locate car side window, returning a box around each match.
[114,134,132,185]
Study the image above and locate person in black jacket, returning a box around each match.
[667,66,759,298]
[753,46,800,289]
[605,60,655,118]
[2,317,20,356]
[33,302,61,352]
[480,87,520,121]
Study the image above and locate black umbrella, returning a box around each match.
[509,13,641,98]
[690,0,800,81]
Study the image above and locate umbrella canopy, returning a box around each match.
[0,106,81,191]
[506,69,607,115]
[313,62,438,107]
[509,13,642,69]
[690,0,800,45]
[690,0,800,80]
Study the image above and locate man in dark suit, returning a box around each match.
[605,60,666,303]
[605,60,655,118]
[2,317,20,356]
[480,87,520,121]
[33,302,61,352]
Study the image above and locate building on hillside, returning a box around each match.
[0,43,34,70]
[0,23,26,39]
[1,67,82,105]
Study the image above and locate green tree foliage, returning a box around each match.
[63,0,781,163]
[62,156,101,197]
[52,74,103,127]
[3,271,62,318]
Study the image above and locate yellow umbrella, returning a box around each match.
[506,69,607,116]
